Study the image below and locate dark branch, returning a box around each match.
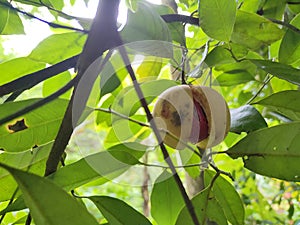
[44,0,121,176]
[161,14,199,26]
[0,76,78,126]
[0,13,199,99]
[287,1,300,4]
[268,18,300,34]
[0,55,79,97]
[5,90,24,102]
[118,43,201,225]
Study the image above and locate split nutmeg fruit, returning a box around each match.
[152,85,230,149]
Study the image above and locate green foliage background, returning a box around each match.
[0,0,300,224]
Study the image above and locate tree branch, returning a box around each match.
[117,44,200,225]
[44,0,121,176]
[0,13,199,100]
[287,1,300,4]
[0,55,79,97]
[161,14,199,26]
[0,1,87,33]
[268,18,300,34]
[0,76,78,126]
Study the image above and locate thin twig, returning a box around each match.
[0,76,78,126]
[209,162,234,181]
[117,44,200,225]
[200,170,220,225]
[247,74,273,104]
[5,90,23,102]
[25,214,32,225]
[0,188,19,223]
[141,153,150,217]
[0,1,88,33]
[20,0,85,21]
[181,48,188,84]
[94,107,202,157]
[224,47,247,62]
[140,162,208,169]
[94,107,149,127]
[268,18,300,34]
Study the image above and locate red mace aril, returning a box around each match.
[152,85,230,150]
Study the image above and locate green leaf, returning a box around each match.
[11,215,27,225]
[28,32,86,64]
[125,40,174,58]
[151,3,185,45]
[100,61,121,97]
[13,0,51,6]
[227,122,300,182]
[215,60,257,75]
[111,79,178,117]
[279,13,300,65]
[0,196,25,215]
[0,99,68,152]
[0,164,99,225]
[2,9,24,34]
[48,0,64,10]
[104,118,149,146]
[42,71,71,98]
[179,150,201,178]
[121,2,171,42]
[262,1,285,20]
[199,0,236,41]
[0,143,52,201]
[176,187,227,225]
[0,57,45,85]
[231,10,283,49]
[137,58,163,78]
[96,95,115,126]
[254,90,300,121]
[0,2,24,35]
[0,3,9,34]
[213,70,254,86]
[125,0,140,11]
[204,170,245,225]
[230,105,268,134]
[151,171,185,225]
[250,59,300,85]
[48,142,147,191]
[121,2,173,58]
[1,142,148,213]
[205,46,235,67]
[288,0,300,14]
[88,196,151,225]
[239,0,260,13]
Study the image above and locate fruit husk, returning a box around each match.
[192,86,230,149]
[153,85,194,149]
[153,85,230,150]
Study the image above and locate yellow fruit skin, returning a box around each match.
[153,85,194,149]
[153,85,230,150]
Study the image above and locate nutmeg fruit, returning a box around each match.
[152,85,230,149]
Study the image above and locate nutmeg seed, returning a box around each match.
[152,85,230,149]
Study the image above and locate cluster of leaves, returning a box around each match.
[0,0,300,224]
